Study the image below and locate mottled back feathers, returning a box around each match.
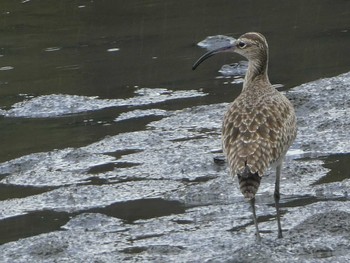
[222,83,296,177]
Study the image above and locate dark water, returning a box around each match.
[0,0,350,259]
[1,0,349,162]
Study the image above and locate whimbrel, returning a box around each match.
[192,32,297,241]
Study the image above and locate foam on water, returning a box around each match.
[1,88,207,118]
[197,35,236,51]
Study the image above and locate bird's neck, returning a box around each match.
[243,56,270,90]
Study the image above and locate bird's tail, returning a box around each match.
[238,166,261,200]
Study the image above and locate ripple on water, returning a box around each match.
[44,47,61,52]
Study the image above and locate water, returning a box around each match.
[0,0,350,262]
[1,0,350,161]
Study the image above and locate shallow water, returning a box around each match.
[0,0,350,262]
[1,0,350,161]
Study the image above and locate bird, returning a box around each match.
[192,32,297,241]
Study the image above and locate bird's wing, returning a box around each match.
[222,92,296,176]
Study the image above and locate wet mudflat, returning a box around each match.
[0,73,349,262]
[0,1,350,262]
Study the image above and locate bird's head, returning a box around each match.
[192,32,268,70]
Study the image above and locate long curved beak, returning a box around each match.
[192,44,236,70]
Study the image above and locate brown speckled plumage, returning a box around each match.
[193,32,297,241]
[222,71,297,197]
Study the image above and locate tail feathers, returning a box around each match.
[238,166,261,200]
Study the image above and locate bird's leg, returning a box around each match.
[250,197,261,242]
[275,164,283,238]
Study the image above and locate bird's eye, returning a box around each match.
[238,41,246,48]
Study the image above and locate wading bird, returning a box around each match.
[192,32,297,241]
